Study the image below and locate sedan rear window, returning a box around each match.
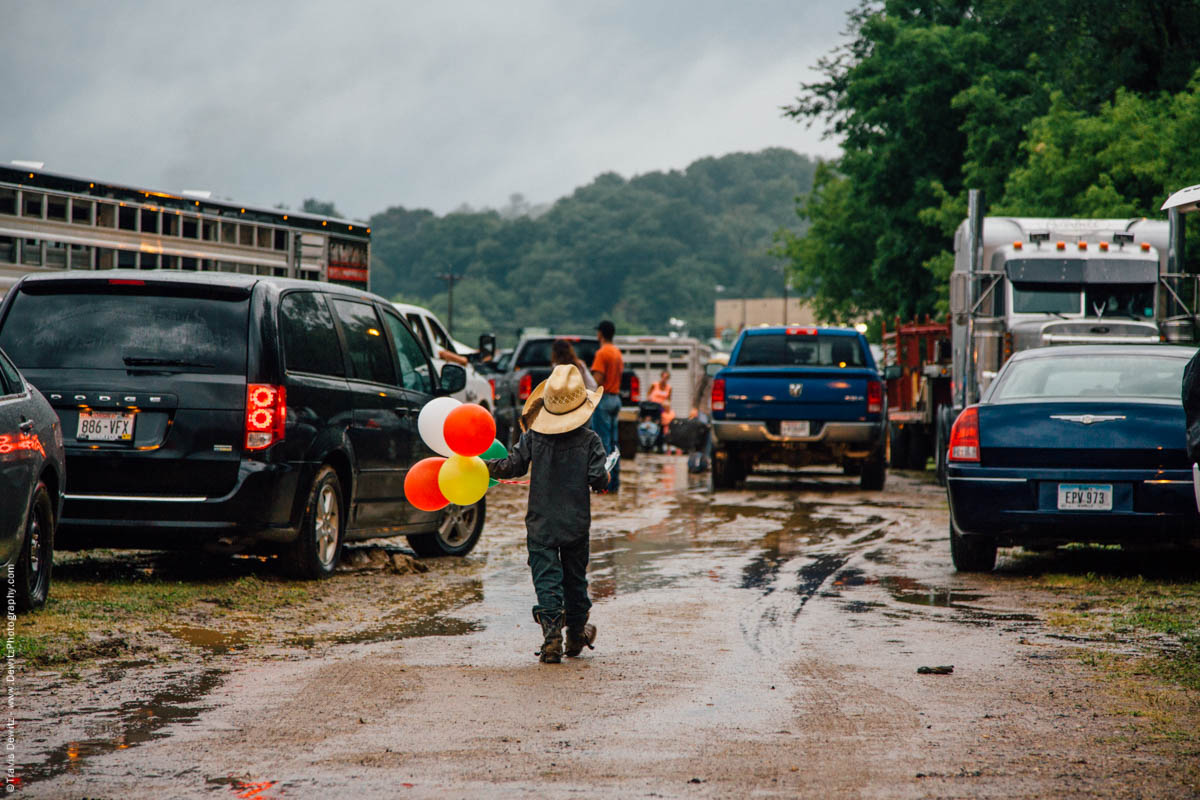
[0,286,249,373]
[990,354,1186,401]
[735,334,865,367]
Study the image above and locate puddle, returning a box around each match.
[881,576,986,607]
[162,625,249,655]
[332,615,483,645]
[207,776,282,798]
[23,668,226,785]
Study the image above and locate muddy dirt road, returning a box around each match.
[19,457,1200,798]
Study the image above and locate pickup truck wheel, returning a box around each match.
[712,449,740,490]
[859,453,886,491]
[888,423,909,468]
[286,466,344,579]
[408,498,485,557]
[950,518,996,572]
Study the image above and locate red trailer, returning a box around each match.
[880,315,953,477]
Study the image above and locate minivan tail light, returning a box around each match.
[948,406,980,462]
[867,380,883,414]
[245,384,287,450]
[711,378,726,412]
[630,375,640,403]
[518,374,532,401]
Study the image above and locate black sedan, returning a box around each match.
[945,345,1197,572]
[0,347,63,610]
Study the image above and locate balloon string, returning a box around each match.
[495,479,530,485]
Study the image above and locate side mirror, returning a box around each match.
[478,333,497,360]
[439,363,467,395]
[705,363,724,377]
[882,364,903,381]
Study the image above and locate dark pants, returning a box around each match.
[527,538,592,627]
[591,393,621,491]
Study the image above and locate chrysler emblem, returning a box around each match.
[789,383,803,397]
[1050,414,1126,425]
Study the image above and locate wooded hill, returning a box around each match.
[368,149,816,346]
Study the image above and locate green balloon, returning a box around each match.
[481,439,508,460]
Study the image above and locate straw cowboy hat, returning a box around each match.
[521,363,604,435]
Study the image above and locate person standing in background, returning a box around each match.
[590,320,623,493]
[552,338,598,391]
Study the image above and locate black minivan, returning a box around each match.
[0,271,483,578]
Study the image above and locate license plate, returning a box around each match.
[781,420,810,438]
[1057,483,1112,511]
[77,410,135,442]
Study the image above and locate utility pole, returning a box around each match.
[436,272,464,337]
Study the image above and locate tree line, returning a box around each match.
[777,0,1200,322]
[364,149,816,346]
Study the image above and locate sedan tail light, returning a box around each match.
[518,374,532,401]
[948,406,980,462]
[711,378,726,412]
[867,380,883,414]
[630,375,640,403]
[246,384,287,450]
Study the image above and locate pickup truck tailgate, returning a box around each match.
[724,367,878,421]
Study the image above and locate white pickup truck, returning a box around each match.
[392,302,495,411]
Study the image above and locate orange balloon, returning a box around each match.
[443,403,497,457]
[404,456,449,511]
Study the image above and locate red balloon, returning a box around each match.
[443,403,497,457]
[405,456,449,511]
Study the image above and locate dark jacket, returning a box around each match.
[486,426,609,546]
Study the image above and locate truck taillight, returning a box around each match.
[867,380,882,414]
[246,384,286,450]
[631,375,640,403]
[519,374,532,401]
[948,406,980,462]
[711,378,726,412]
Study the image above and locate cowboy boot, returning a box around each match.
[564,616,597,658]
[536,612,564,664]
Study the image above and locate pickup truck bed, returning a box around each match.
[710,327,887,489]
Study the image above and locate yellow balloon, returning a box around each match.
[437,454,489,506]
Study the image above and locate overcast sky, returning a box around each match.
[1,1,855,220]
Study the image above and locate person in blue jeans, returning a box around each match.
[590,320,624,492]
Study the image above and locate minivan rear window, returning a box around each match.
[0,286,249,373]
[735,334,865,368]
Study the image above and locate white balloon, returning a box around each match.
[418,396,460,457]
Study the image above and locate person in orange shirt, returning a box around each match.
[590,320,623,492]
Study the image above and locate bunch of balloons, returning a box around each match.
[404,397,508,511]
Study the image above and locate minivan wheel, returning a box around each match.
[15,482,54,612]
[408,498,486,557]
[287,466,344,579]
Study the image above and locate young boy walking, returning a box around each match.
[485,364,610,663]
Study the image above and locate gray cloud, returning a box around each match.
[0,0,855,219]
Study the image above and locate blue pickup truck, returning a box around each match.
[709,326,887,490]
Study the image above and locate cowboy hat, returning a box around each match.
[521,364,603,435]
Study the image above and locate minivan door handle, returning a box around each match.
[393,406,411,418]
